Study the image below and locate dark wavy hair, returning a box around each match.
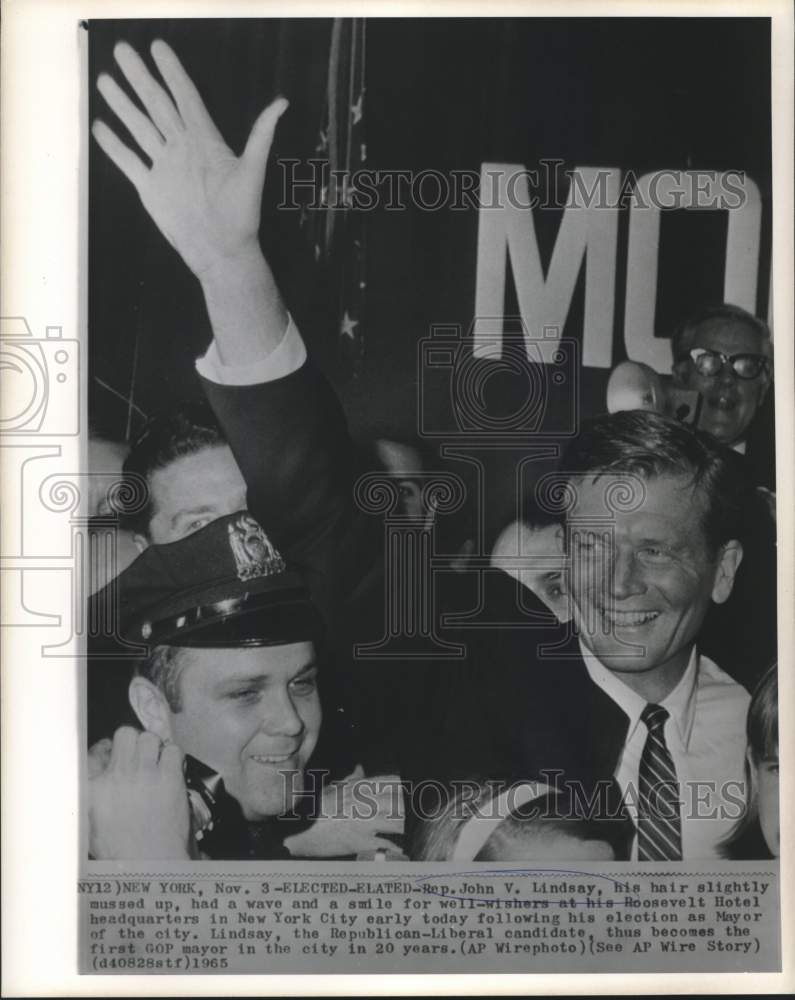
[559,410,750,555]
[120,401,229,537]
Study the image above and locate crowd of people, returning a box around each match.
[87,40,779,864]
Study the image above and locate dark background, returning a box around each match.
[88,18,773,537]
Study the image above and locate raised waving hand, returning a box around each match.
[94,39,286,278]
[93,39,289,365]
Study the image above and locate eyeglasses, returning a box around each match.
[685,348,770,380]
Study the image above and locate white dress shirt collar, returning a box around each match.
[579,640,699,750]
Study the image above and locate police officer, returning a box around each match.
[88,511,334,860]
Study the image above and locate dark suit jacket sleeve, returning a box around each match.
[423,569,631,789]
[200,361,352,618]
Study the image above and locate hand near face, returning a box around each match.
[88,727,191,859]
[92,40,287,280]
[283,766,407,859]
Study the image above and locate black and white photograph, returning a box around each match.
[85,13,778,858]
[2,1,793,991]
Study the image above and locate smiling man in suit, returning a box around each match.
[556,411,751,858]
[436,413,754,859]
[433,411,753,860]
[563,412,744,698]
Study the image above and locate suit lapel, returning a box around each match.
[585,661,631,777]
[534,631,631,781]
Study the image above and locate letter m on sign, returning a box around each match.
[474,163,619,368]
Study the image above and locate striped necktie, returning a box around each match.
[637,704,683,860]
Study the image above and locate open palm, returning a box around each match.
[92,39,287,278]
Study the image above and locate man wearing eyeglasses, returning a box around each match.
[671,304,776,691]
[671,304,773,454]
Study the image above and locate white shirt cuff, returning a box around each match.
[195,315,307,385]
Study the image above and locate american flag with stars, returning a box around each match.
[301,18,368,378]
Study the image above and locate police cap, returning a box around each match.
[101,511,322,648]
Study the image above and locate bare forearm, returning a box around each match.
[199,246,288,366]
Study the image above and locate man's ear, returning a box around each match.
[133,533,150,554]
[711,540,743,605]
[128,676,174,740]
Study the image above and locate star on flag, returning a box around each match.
[340,311,359,340]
